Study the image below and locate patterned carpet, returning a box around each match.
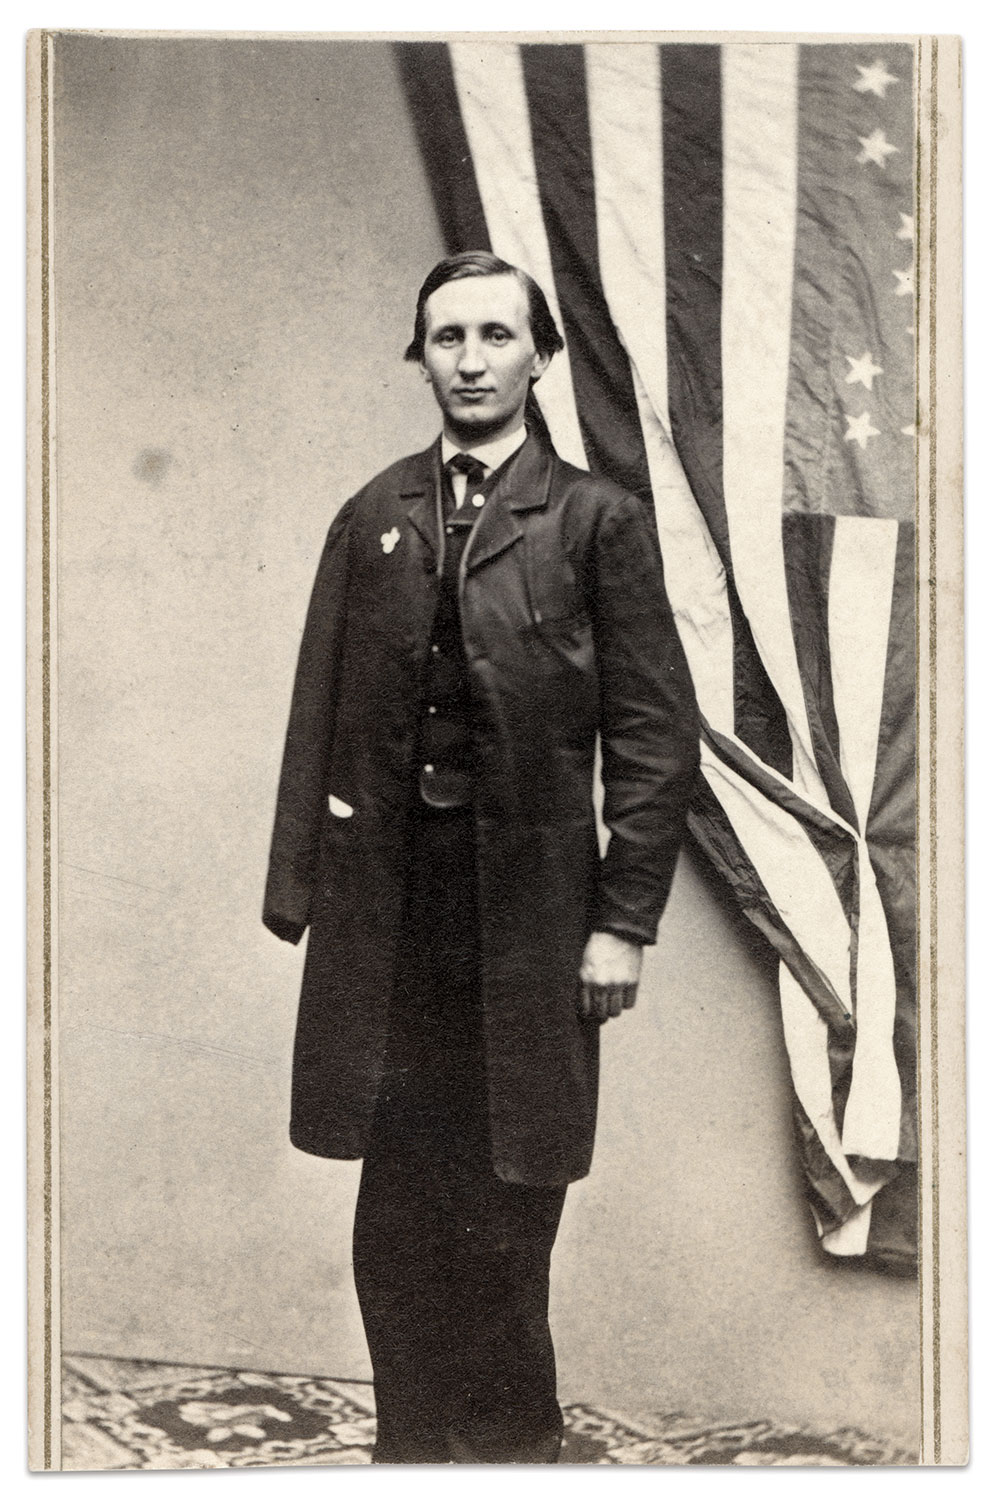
[60,1355,917,1468]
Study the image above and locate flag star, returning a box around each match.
[893,264,914,297]
[853,59,900,97]
[844,351,884,391]
[844,412,881,450]
[856,129,900,169]
[901,424,917,437]
[897,213,914,241]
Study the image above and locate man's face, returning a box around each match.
[419,274,551,445]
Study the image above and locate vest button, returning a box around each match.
[472,494,485,508]
[424,763,434,773]
[427,705,437,715]
[431,644,440,655]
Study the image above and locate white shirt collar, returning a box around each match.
[440,425,527,477]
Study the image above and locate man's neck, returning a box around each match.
[441,425,528,474]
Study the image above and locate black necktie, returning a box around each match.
[446,453,487,513]
[447,452,488,486]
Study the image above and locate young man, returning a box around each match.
[264,251,699,1463]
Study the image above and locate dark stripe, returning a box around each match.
[686,768,854,1038]
[700,718,859,940]
[660,45,729,563]
[520,44,653,506]
[865,520,917,1165]
[689,770,858,1214]
[393,43,491,255]
[729,595,794,782]
[783,512,859,829]
[659,44,791,778]
[793,1099,865,1231]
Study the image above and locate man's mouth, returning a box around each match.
[454,388,493,401]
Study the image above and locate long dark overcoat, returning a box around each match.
[264,429,699,1185]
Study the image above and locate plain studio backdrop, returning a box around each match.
[51,34,917,1446]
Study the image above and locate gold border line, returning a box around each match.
[914,31,924,1463]
[928,32,941,1470]
[40,27,53,1474]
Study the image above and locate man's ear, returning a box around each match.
[418,362,432,383]
[530,350,552,383]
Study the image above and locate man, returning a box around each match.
[263,252,699,1464]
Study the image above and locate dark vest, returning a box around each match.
[416,462,497,809]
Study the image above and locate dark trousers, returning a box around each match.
[352,810,567,1464]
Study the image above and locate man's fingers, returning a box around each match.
[578,981,639,1023]
[578,982,606,1023]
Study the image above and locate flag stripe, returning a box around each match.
[584,45,668,423]
[828,516,899,831]
[865,521,917,1163]
[660,44,793,774]
[700,743,853,1020]
[687,776,854,1038]
[720,44,825,807]
[783,512,857,826]
[447,42,590,470]
[521,44,654,505]
[659,45,729,563]
[585,44,737,732]
[779,967,888,1206]
[394,43,491,255]
[842,856,904,1160]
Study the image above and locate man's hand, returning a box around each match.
[577,931,643,1024]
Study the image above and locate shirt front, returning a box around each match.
[440,425,527,509]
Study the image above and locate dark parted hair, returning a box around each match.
[403,251,565,368]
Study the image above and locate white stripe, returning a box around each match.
[634,380,736,731]
[822,1202,874,1257]
[828,516,898,831]
[584,46,669,425]
[779,966,887,1210]
[828,516,903,1161]
[448,43,590,471]
[721,44,826,807]
[585,44,735,731]
[842,857,903,1159]
[700,742,852,1013]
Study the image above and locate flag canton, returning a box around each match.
[783,44,915,521]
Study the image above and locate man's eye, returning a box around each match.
[487,329,511,344]
[437,332,458,346]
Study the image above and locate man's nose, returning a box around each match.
[457,338,487,376]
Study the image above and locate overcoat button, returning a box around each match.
[472,494,485,508]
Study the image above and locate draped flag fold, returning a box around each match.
[396,38,918,1269]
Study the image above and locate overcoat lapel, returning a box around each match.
[402,443,442,565]
[463,431,555,575]
[400,431,556,579]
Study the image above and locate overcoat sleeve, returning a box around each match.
[263,499,356,945]
[588,492,700,946]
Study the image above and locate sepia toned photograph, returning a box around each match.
[27,27,965,1470]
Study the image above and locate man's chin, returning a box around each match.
[445,406,518,444]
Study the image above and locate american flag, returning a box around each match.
[395,39,917,1268]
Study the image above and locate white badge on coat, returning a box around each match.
[380,525,400,554]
